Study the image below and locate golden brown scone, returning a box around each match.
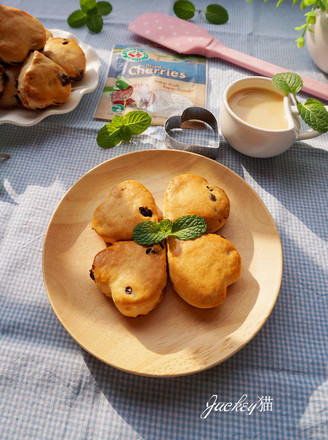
[167,234,241,308]
[17,51,71,109]
[92,180,161,244]
[90,241,167,317]
[43,38,86,81]
[44,29,53,40]
[0,5,46,64]
[0,65,21,108]
[163,174,230,233]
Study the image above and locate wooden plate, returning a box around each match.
[42,150,282,376]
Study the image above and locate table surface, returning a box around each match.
[1,1,327,439]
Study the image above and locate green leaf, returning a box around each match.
[97,116,124,148]
[86,11,103,33]
[80,0,97,13]
[173,0,195,20]
[103,86,118,92]
[272,72,303,95]
[297,99,328,133]
[296,36,305,47]
[120,125,132,142]
[133,221,170,245]
[96,1,112,15]
[171,215,207,240]
[205,4,229,24]
[67,10,87,28]
[115,79,130,90]
[133,215,207,245]
[123,111,152,135]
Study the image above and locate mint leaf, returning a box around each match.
[123,111,152,135]
[205,4,229,24]
[173,0,195,20]
[86,10,103,33]
[80,0,97,13]
[171,215,207,240]
[67,10,87,28]
[297,99,328,133]
[120,125,132,142]
[133,215,207,245]
[96,1,112,15]
[133,221,171,245]
[97,116,124,148]
[272,72,303,95]
[97,111,152,149]
[116,79,131,90]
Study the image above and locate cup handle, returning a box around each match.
[290,105,327,141]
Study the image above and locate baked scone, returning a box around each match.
[0,5,46,64]
[0,66,21,108]
[17,51,71,109]
[167,234,241,308]
[90,241,167,317]
[92,180,161,244]
[43,38,86,81]
[163,174,230,233]
[44,29,53,40]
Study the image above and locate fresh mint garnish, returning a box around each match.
[205,4,229,24]
[272,72,303,96]
[173,1,229,24]
[133,215,207,245]
[246,0,327,47]
[97,111,152,149]
[173,0,195,20]
[272,72,328,133]
[297,99,328,133]
[67,0,112,33]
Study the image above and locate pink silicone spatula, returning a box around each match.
[129,13,328,101]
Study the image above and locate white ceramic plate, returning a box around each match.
[0,29,101,126]
[43,150,283,377]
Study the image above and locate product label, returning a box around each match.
[94,44,207,126]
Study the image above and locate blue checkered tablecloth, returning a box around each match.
[1,1,327,439]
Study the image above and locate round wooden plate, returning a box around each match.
[42,150,282,376]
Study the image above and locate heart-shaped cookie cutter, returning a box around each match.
[164,107,219,159]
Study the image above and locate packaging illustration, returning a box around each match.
[94,44,207,126]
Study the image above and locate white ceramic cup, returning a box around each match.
[219,76,325,158]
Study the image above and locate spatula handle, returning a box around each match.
[206,39,328,102]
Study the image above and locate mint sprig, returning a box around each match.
[133,215,207,245]
[272,72,328,133]
[67,0,112,33]
[97,111,152,149]
[173,1,229,25]
[246,0,328,47]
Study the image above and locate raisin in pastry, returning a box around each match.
[163,174,230,233]
[43,38,86,81]
[90,241,167,317]
[17,51,71,109]
[92,180,161,244]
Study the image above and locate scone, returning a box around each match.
[43,38,86,81]
[163,174,230,233]
[0,5,46,64]
[0,66,21,108]
[167,234,241,308]
[90,241,167,317]
[92,180,161,244]
[17,51,71,109]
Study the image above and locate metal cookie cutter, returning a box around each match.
[164,107,220,159]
